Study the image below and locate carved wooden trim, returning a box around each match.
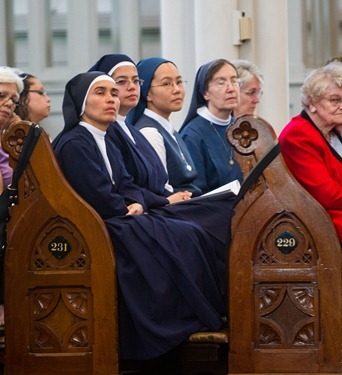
[30,216,91,271]
[30,288,92,353]
[255,284,318,349]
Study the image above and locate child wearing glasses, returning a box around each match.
[180,59,243,194]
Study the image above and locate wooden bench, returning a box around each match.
[1,116,341,374]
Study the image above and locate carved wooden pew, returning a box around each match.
[227,115,342,373]
[1,116,341,374]
[2,121,119,375]
[180,114,342,375]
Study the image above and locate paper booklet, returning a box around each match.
[171,179,241,205]
[201,179,241,197]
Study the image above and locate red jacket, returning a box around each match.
[279,112,342,242]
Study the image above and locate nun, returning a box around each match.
[88,54,191,206]
[127,57,202,196]
[180,59,243,194]
[53,71,226,361]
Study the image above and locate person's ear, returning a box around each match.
[310,106,317,113]
[146,92,152,102]
[203,91,210,101]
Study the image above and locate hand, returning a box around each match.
[3,112,22,131]
[167,191,192,204]
[126,203,144,215]
[0,304,4,326]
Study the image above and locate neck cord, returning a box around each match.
[173,133,192,171]
[209,122,235,165]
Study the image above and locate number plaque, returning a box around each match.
[49,236,71,259]
[275,231,298,254]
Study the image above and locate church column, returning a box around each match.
[160,0,196,128]
[0,0,13,65]
[193,0,239,66]
[253,0,289,134]
[118,0,140,62]
[68,0,99,74]
[27,0,49,72]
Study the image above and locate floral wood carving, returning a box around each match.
[255,284,318,348]
[30,288,92,352]
[231,120,258,149]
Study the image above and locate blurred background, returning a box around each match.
[0,0,341,138]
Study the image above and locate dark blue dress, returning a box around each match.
[108,122,236,302]
[180,116,243,194]
[108,122,170,208]
[134,114,202,196]
[54,125,225,360]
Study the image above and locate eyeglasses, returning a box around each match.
[115,79,144,88]
[28,89,48,96]
[0,91,20,107]
[212,78,240,90]
[325,96,342,107]
[150,80,187,89]
[241,88,263,98]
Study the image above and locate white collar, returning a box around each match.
[144,108,174,135]
[79,121,106,137]
[116,114,135,143]
[197,106,232,126]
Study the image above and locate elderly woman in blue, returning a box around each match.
[127,57,202,196]
[53,71,226,362]
[180,59,243,194]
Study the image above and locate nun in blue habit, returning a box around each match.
[127,57,202,196]
[53,71,227,361]
[88,55,237,298]
[179,59,243,194]
[88,54,173,209]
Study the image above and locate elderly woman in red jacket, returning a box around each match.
[279,62,342,242]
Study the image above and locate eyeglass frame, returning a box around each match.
[28,89,48,96]
[0,91,20,107]
[150,79,187,89]
[211,78,241,90]
[324,95,342,107]
[241,88,263,98]
[115,79,144,88]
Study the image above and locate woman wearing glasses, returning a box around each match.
[0,67,23,189]
[231,59,264,117]
[279,62,342,243]
[0,66,23,326]
[88,54,191,206]
[15,73,51,124]
[128,57,202,196]
[180,59,243,194]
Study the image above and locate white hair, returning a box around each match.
[231,59,264,88]
[0,66,24,93]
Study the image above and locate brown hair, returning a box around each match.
[14,73,36,121]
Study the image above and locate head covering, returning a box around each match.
[53,71,114,148]
[0,66,24,94]
[179,61,214,132]
[126,57,174,125]
[88,54,136,76]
